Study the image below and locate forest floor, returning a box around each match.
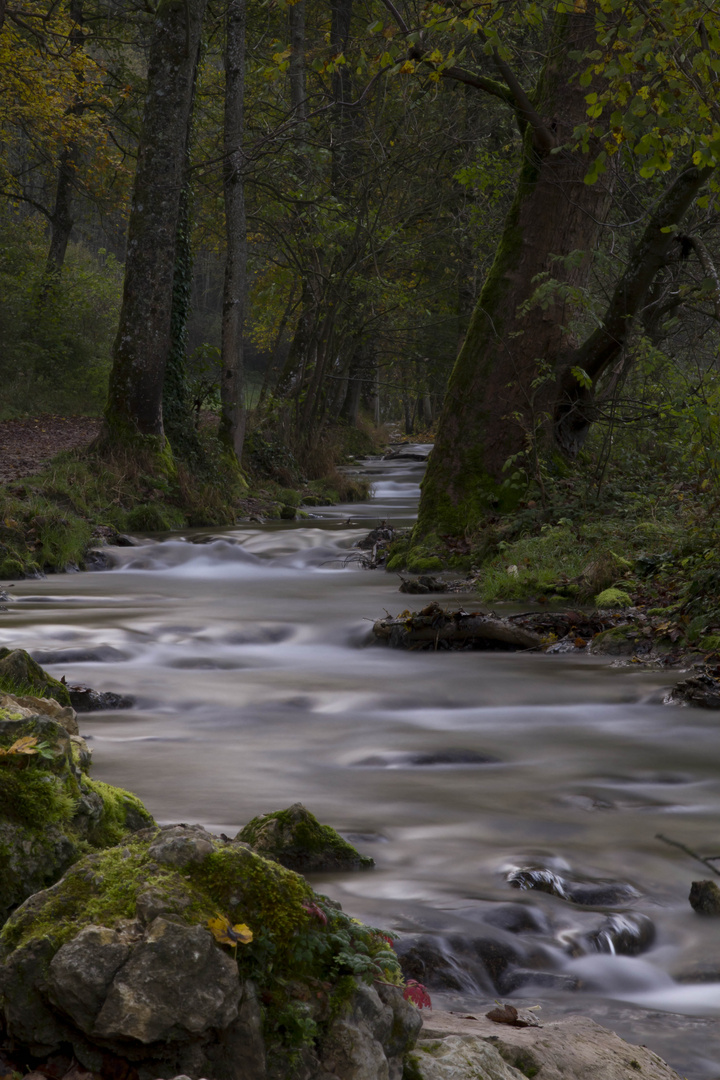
[0,415,101,483]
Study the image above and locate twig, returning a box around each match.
[656,833,720,878]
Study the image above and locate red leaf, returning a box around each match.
[403,980,432,1009]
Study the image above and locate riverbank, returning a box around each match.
[0,418,374,579]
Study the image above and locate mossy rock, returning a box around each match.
[0,823,409,1074]
[0,649,71,706]
[594,587,633,609]
[0,715,154,923]
[238,803,374,873]
[588,625,639,656]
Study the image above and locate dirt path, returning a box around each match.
[0,416,102,484]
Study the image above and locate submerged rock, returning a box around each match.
[0,824,417,1080]
[238,803,374,872]
[584,913,656,955]
[507,865,640,907]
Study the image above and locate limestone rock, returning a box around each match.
[416,1011,682,1080]
[0,824,413,1080]
[0,692,78,734]
[238,803,374,873]
[408,1035,525,1080]
[319,983,422,1080]
[49,925,131,1032]
[147,823,217,867]
[94,918,241,1043]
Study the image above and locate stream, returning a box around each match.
[3,447,720,1077]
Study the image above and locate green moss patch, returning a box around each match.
[0,649,70,706]
[238,803,374,873]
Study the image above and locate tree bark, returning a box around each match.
[101,0,208,445]
[219,0,247,462]
[416,8,613,537]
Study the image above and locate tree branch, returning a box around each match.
[554,162,713,456]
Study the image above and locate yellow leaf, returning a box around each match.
[0,736,39,757]
[207,914,253,947]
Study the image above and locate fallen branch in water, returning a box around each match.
[656,833,720,878]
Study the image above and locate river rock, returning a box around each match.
[507,865,639,907]
[0,691,78,734]
[412,1011,683,1080]
[318,982,422,1080]
[395,934,523,994]
[584,913,656,955]
[237,803,374,872]
[0,714,154,922]
[689,879,720,915]
[0,824,418,1080]
[0,648,71,705]
[67,684,134,712]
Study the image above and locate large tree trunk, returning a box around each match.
[219,0,247,463]
[101,0,207,447]
[416,9,612,537]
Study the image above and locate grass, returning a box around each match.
[0,414,385,579]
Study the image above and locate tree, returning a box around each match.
[365,0,720,538]
[219,0,248,464]
[100,0,208,452]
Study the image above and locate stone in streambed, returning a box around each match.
[689,879,720,915]
[0,823,417,1080]
[410,1013,683,1080]
[507,865,639,907]
[0,648,71,705]
[238,803,374,872]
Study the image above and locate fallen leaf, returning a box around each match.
[207,913,253,947]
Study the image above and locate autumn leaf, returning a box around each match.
[0,736,40,757]
[207,913,253,947]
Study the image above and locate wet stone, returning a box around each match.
[584,913,656,956]
[689,879,720,915]
[508,866,639,907]
[483,903,551,936]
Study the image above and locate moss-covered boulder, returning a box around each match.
[0,648,71,706]
[0,714,154,923]
[0,824,419,1080]
[594,587,633,609]
[238,803,374,873]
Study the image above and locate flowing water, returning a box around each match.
[3,448,720,1077]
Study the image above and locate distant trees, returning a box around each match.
[4,0,719,512]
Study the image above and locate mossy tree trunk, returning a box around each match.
[219,0,247,464]
[100,0,207,450]
[415,8,613,537]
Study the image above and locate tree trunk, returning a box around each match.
[101,0,207,446]
[416,8,612,537]
[45,145,76,278]
[219,0,247,463]
[42,0,84,288]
